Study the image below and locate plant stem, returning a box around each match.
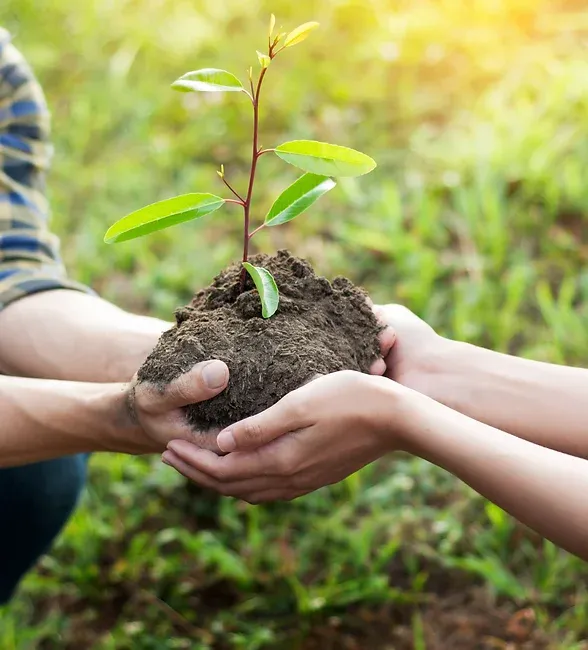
[249,223,265,239]
[240,65,269,290]
[221,176,246,203]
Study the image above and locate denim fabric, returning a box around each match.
[0,454,88,604]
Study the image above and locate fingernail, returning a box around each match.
[217,429,236,452]
[370,358,386,375]
[202,361,228,389]
[167,441,180,454]
[161,452,172,466]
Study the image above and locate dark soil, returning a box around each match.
[138,250,382,430]
[302,591,549,650]
[34,556,556,650]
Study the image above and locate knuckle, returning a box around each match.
[281,395,305,424]
[168,375,197,404]
[287,401,306,425]
[378,303,403,323]
[240,420,266,446]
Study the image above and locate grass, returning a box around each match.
[1,0,588,647]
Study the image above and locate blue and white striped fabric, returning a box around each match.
[0,27,90,311]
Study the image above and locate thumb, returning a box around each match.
[216,393,307,453]
[135,360,229,414]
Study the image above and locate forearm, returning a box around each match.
[0,290,171,382]
[0,375,144,467]
[398,389,588,561]
[0,35,168,383]
[423,339,588,458]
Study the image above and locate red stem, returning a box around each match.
[240,65,269,290]
[249,223,265,239]
[222,176,245,203]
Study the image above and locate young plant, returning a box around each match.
[104,16,376,318]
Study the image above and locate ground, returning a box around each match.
[1,1,588,648]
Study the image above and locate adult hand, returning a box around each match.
[372,304,446,396]
[121,297,392,456]
[161,371,410,503]
[118,360,229,454]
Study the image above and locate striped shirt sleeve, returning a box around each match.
[0,27,92,311]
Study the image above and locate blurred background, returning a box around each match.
[1,0,588,648]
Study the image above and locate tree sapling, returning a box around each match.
[105,16,376,319]
[104,17,383,431]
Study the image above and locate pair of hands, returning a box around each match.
[123,304,397,453]
[133,305,441,502]
[122,314,395,455]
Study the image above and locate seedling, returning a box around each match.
[104,16,376,318]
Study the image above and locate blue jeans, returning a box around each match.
[0,454,88,604]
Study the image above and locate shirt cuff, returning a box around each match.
[0,267,95,312]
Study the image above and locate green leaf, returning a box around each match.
[265,173,336,226]
[275,140,376,177]
[283,22,320,48]
[171,68,244,93]
[104,193,224,243]
[242,263,280,318]
[257,50,271,69]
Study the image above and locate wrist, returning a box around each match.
[425,338,481,412]
[95,383,153,455]
[404,336,468,406]
[365,375,421,453]
[367,377,444,460]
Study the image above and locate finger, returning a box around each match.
[162,448,275,495]
[167,440,269,481]
[216,395,307,453]
[378,326,396,359]
[373,303,412,326]
[372,305,397,357]
[369,357,387,376]
[162,449,221,490]
[135,360,229,414]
